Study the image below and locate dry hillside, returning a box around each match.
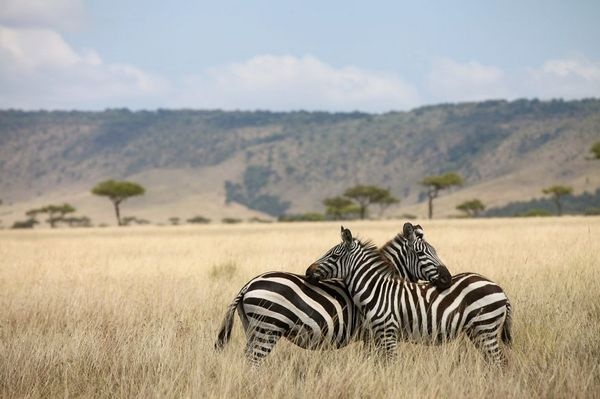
[1,99,599,225]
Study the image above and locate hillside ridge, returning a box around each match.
[1,98,599,224]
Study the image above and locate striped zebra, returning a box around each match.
[305,226,512,366]
[214,223,452,366]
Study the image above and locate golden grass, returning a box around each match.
[1,218,599,398]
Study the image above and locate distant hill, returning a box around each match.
[1,98,599,226]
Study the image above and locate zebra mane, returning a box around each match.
[356,237,378,252]
[356,238,397,273]
[380,233,404,252]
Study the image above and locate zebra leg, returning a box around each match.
[244,327,283,367]
[374,331,398,361]
[466,323,507,367]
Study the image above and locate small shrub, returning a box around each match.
[187,216,211,224]
[516,208,552,217]
[278,213,326,222]
[222,217,242,224]
[209,261,237,280]
[122,216,150,226]
[11,219,38,229]
[248,217,272,223]
[63,216,93,227]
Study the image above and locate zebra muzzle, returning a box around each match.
[305,264,321,284]
[434,265,452,290]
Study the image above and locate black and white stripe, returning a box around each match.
[382,224,451,288]
[306,226,512,366]
[214,223,450,366]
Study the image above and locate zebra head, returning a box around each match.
[400,222,452,289]
[306,226,357,283]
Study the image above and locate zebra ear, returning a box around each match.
[341,226,353,245]
[403,222,415,244]
[413,224,424,239]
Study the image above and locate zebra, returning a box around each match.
[305,226,512,366]
[214,222,452,366]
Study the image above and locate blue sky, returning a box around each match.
[1,0,599,111]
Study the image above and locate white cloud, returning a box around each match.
[0,32,420,111]
[0,25,168,109]
[0,2,598,111]
[424,56,600,104]
[526,56,600,99]
[174,54,420,112]
[426,58,511,103]
[0,26,83,69]
[1,20,598,111]
[0,0,84,31]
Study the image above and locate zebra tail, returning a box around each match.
[501,298,513,346]
[214,282,250,350]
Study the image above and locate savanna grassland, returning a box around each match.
[1,218,599,398]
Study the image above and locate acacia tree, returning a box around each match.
[343,185,399,220]
[542,185,572,216]
[27,204,76,228]
[456,199,485,217]
[43,204,76,228]
[92,180,145,226]
[323,196,360,220]
[420,172,463,219]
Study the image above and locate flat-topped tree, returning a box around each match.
[323,196,359,220]
[92,180,145,226]
[42,204,76,228]
[420,172,463,219]
[343,185,399,220]
[542,185,572,216]
[456,199,485,217]
[26,204,75,228]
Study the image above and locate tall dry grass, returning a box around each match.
[1,218,599,398]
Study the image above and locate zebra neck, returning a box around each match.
[346,258,394,307]
[380,238,411,278]
[381,248,409,278]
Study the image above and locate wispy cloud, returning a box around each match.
[1,1,599,111]
[0,12,599,111]
[425,56,600,104]
[174,54,421,112]
[426,58,511,103]
[0,26,168,109]
[526,55,600,99]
